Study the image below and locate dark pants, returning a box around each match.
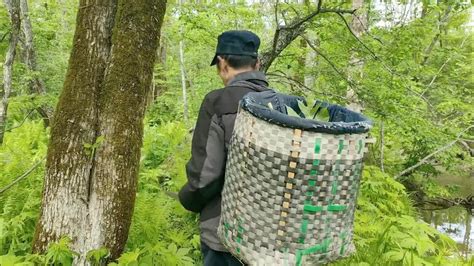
[201,242,244,266]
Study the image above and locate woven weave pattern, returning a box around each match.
[218,109,369,266]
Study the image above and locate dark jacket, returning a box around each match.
[179,71,269,252]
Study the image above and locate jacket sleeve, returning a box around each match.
[178,96,226,213]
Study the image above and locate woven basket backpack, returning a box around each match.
[218,91,372,266]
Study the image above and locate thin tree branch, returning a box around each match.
[332,11,435,110]
[274,0,279,28]
[353,13,384,45]
[0,30,11,42]
[421,35,468,96]
[5,108,34,132]
[266,71,346,100]
[0,158,45,194]
[421,6,452,66]
[260,0,356,72]
[421,195,473,210]
[300,34,356,90]
[335,12,378,59]
[396,125,474,179]
[459,140,473,157]
[283,0,323,30]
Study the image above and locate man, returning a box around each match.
[178,30,269,265]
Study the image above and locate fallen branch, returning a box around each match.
[0,158,45,194]
[396,125,474,179]
[418,195,474,211]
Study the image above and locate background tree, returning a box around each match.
[31,0,166,263]
[18,0,54,127]
[0,1,472,265]
[0,0,20,144]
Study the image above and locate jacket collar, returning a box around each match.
[227,71,269,88]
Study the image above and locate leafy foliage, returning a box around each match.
[0,0,472,265]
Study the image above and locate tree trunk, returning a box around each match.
[32,0,167,263]
[179,39,188,121]
[178,0,188,121]
[259,2,355,73]
[303,34,318,89]
[380,121,385,172]
[155,39,167,100]
[0,0,21,145]
[19,0,54,127]
[345,0,366,113]
[463,209,471,258]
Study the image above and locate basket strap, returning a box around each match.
[276,128,302,248]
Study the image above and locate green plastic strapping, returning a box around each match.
[358,139,363,154]
[297,237,332,256]
[309,179,316,186]
[306,191,313,197]
[310,169,317,176]
[301,219,309,234]
[328,204,347,211]
[296,250,303,266]
[339,231,348,255]
[304,204,323,213]
[312,159,320,166]
[331,180,338,195]
[338,139,344,154]
[224,222,231,238]
[314,138,321,154]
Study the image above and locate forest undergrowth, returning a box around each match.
[1,0,473,265]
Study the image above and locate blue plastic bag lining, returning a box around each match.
[240,90,372,134]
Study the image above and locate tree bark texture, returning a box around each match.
[303,34,317,89]
[259,1,355,73]
[19,0,54,127]
[345,0,366,113]
[260,24,306,73]
[179,39,188,121]
[0,0,21,144]
[32,0,167,263]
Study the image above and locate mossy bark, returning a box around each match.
[1,0,21,145]
[91,0,166,259]
[33,0,167,263]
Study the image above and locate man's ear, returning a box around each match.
[255,58,261,71]
[217,56,224,69]
[217,56,229,73]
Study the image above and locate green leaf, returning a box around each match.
[0,254,24,266]
[95,135,105,145]
[315,107,330,122]
[297,100,309,118]
[383,250,405,261]
[86,247,109,264]
[116,249,141,265]
[285,105,301,118]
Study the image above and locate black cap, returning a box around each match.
[210,30,260,66]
